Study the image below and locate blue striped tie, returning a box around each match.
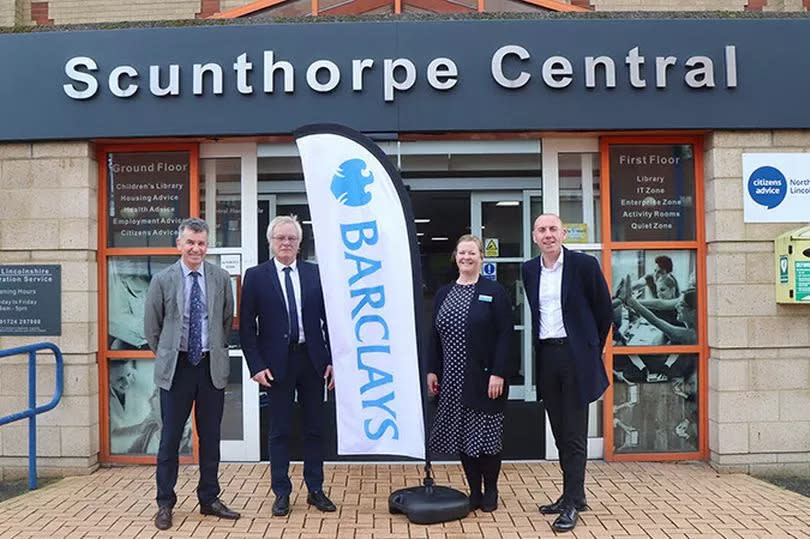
[188,271,203,365]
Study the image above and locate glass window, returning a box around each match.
[108,358,192,456]
[200,158,241,248]
[613,353,699,454]
[609,144,696,242]
[482,200,522,258]
[559,152,601,244]
[106,151,191,248]
[107,256,175,350]
[611,250,698,347]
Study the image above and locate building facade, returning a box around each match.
[0,1,809,480]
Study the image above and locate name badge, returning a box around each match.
[478,294,493,302]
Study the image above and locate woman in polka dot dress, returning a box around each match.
[426,234,515,512]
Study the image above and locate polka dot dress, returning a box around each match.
[428,283,504,457]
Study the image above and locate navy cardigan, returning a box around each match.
[428,277,515,413]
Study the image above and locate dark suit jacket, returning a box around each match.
[239,259,331,381]
[522,247,612,405]
[428,278,515,413]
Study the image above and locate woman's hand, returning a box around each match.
[488,375,504,399]
[427,373,439,396]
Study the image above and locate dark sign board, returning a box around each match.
[1,18,810,140]
[0,265,61,336]
[107,151,190,247]
[609,144,696,242]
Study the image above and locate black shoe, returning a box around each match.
[154,506,172,530]
[468,491,482,511]
[480,489,498,512]
[538,496,588,515]
[272,494,290,517]
[552,505,579,533]
[200,499,241,520]
[307,490,337,512]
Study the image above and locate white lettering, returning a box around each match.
[263,51,294,93]
[149,64,180,96]
[352,58,374,91]
[542,55,573,89]
[426,57,457,91]
[584,56,616,88]
[233,52,253,94]
[63,56,99,100]
[491,45,530,89]
[109,65,138,98]
[193,63,223,95]
[307,60,340,92]
[383,58,416,102]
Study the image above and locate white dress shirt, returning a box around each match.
[538,249,567,339]
[274,258,305,344]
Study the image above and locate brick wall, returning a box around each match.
[2,0,809,26]
[705,131,810,474]
[0,142,99,479]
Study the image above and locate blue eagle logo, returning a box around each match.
[331,159,373,207]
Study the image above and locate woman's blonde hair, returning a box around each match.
[451,234,484,263]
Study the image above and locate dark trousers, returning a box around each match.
[156,354,224,508]
[539,341,589,506]
[267,347,325,496]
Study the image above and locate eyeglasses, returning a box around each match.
[272,235,299,243]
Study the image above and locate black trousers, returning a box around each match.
[539,341,588,506]
[156,353,224,508]
[267,346,325,496]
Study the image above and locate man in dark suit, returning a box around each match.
[240,215,336,517]
[522,214,612,533]
[144,217,240,531]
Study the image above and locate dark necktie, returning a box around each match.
[188,271,203,365]
[283,266,300,344]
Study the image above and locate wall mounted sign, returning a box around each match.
[742,153,810,223]
[1,18,810,139]
[609,144,696,242]
[0,265,61,336]
[107,151,191,247]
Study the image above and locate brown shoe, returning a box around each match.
[154,506,172,530]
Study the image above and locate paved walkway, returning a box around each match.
[1,461,809,538]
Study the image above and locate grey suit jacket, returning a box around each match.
[144,259,234,391]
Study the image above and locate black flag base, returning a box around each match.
[388,464,470,524]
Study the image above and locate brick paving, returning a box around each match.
[1,461,810,538]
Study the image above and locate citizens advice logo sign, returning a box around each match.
[743,154,810,222]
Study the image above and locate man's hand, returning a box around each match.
[488,375,504,399]
[427,373,439,396]
[252,368,274,388]
[324,365,335,390]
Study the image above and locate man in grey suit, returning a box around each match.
[144,217,240,530]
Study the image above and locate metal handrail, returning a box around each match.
[0,342,64,490]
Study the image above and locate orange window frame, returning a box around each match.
[599,135,708,462]
[97,142,201,465]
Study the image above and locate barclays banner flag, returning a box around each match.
[295,125,425,459]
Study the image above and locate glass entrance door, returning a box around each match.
[200,142,261,462]
[471,192,531,400]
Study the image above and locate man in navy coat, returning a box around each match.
[522,214,612,533]
[240,215,336,517]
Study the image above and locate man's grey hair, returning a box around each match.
[266,214,303,243]
[177,217,209,239]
